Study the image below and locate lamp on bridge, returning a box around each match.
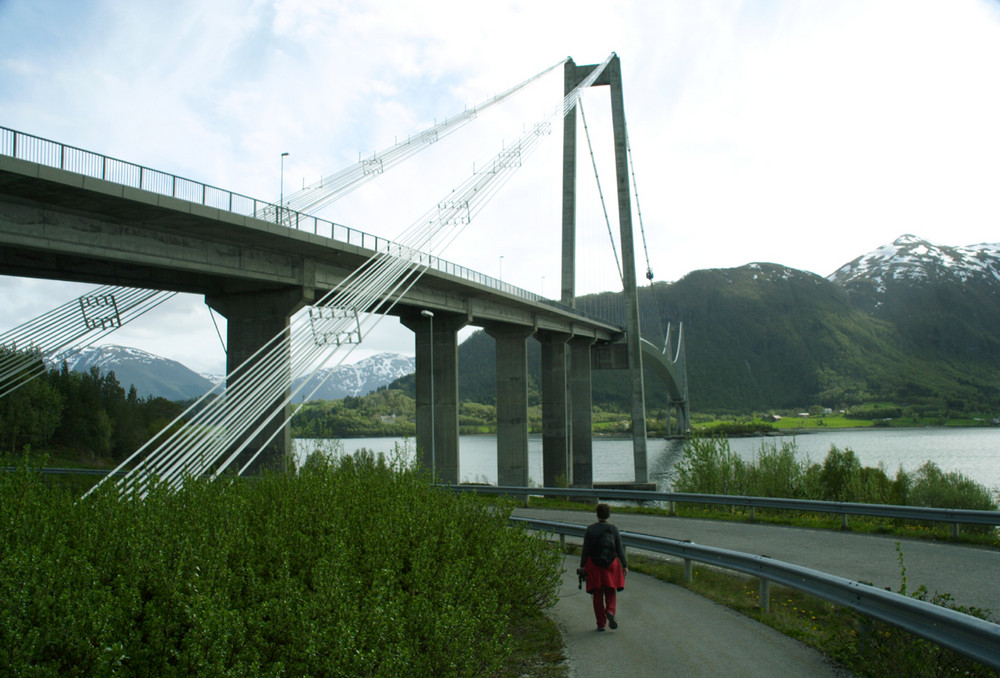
[420,309,435,479]
[499,255,504,282]
[280,152,289,223]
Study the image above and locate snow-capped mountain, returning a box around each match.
[48,345,216,401]
[827,234,1000,361]
[828,234,1000,291]
[47,346,416,403]
[291,352,416,402]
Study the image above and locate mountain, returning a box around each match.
[46,234,1000,414]
[48,345,216,401]
[829,234,1000,364]
[49,346,416,403]
[291,353,416,402]
[615,264,908,412]
[415,234,1000,415]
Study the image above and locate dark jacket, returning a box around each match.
[580,520,627,592]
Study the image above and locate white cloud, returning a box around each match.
[2,0,999,374]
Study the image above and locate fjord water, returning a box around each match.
[296,427,1000,494]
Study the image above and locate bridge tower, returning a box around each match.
[561,54,649,484]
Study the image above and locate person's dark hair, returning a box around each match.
[596,503,611,521]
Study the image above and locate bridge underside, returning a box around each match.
[0,154,645,486]
[1,47,693,490]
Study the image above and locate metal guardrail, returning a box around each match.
[448,485,1000,537]
[514,516,1000,671]
[0,126,621,330]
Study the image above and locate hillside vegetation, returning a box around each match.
[386,243,1000,417]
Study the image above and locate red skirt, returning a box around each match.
[584,557,625,593]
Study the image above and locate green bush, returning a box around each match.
[673,438,996,517]
[673,436,747,495]
[0,450,562,676]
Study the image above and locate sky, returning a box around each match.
[2,0,999,376]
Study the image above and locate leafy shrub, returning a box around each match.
[906,461,998,535]
[0,449,562,676]
[673,436,747,495]
[746,441,808,499]
[672,438,995,518]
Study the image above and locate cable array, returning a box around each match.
[0,286,176,398]
[88,53,618,500]
[578,99,624,286]
[274,59,568,219]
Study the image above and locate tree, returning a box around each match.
[0,374,63,453]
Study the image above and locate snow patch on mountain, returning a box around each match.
[291,352,415,402]
[44,346,415,402]
[828,234,1000,291]
[49,345,186,373]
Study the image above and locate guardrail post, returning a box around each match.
[952,523,960,539]
[560,534,566,550]
[669,500,675,516]
[749,505,756,523]
[841,513,848,530]
[759,579,771,613]
[683,558,692,583]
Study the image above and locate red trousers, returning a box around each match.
[592,586,617,629]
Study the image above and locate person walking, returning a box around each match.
[580,502,628,632]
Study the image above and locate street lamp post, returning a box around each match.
[280,152,289,224]
[420,310,435,479]
[499,255,504,282]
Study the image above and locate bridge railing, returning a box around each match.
[0,126,621,330]
[514,517,1000,671]
[447,484,1000,537]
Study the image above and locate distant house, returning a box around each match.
[797,412,810,418]
[763,414,782,422]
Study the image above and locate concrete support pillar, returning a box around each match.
[401,312,465,484]
[485,325,533,487]
[607,55,648,483]
[569,336,594,488]
[206,286,310,474]
[538,331,570,487]
[561,58,579,307]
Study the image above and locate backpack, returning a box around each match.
[592,528,617,567]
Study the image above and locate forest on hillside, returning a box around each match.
[0,356,185,461]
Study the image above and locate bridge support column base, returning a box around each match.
[486,325,533,487]
[206,286,311,475]
[538,331,570,488]
[402,312,465,485]
[569,336,594,488]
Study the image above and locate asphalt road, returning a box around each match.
[517,508,1000,677]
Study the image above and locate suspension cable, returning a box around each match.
[89,54,617,499]
[0,286,176,399]
[625,125,654,283]
[578,100,624,286]
[277,58,568,219]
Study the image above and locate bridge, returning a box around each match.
[0,54,689,493]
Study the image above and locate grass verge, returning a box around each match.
[624,551,997,678]
[498,608,567,678]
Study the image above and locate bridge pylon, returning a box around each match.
[561,54,649,484]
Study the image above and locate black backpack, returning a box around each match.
[592,528,617,567]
